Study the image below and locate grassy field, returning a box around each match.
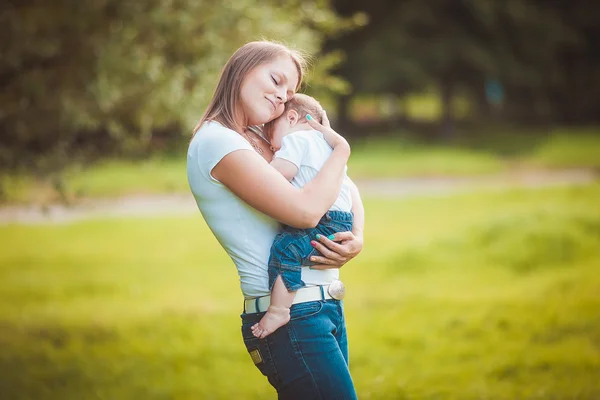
[1,129,599,205]
[1,184,599,399]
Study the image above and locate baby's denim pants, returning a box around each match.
[268,210,354,291]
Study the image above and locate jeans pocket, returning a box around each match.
[289,300,323,321]
[241,322,279,384]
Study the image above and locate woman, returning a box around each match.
[187,41,364,399]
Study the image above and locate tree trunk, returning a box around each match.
[336,93,352,135]
[439,78,454,141]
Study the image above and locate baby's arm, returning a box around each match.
[270,158,298,181]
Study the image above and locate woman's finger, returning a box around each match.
[310,255,338,265]
[332,231,355,242]
[305,114,349,151]
[309,262,341,270]
[310,240,345,262]
[321,110,331,128]
[305,114,327,132]
[315,234,348,255]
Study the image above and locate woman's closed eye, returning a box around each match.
[271,72,295,101]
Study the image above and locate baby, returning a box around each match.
[251,93,354,338]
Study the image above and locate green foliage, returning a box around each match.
[1,185,599,398]
[328,0,600,126]
[1,0,357,171]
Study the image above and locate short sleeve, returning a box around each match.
[273,133,309,169]
[190,122,253,183]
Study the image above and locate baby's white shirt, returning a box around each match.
[274,129,353,212]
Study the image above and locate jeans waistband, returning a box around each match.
[321,210,353,223]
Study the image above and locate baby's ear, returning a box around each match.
[287,110,299,125]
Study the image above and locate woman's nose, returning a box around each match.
[276,89,286,103]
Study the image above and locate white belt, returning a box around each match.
[244,285,333,314]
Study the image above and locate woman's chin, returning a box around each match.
[248,113,270,126]
[250,112,276,126]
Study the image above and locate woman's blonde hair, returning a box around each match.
[193,41,306,135]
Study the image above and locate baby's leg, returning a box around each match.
[251,275,295,339]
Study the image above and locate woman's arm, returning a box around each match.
[349,179,365,241]
[270,158,298,181]
[308,178,364,269]
[212,118,350,229]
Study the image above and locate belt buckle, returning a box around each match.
[327,280,346,300]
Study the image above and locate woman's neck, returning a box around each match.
[243,127,274,162]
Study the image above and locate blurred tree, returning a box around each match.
[327,0,499,139]
[325,0,600,135]
[521,0,600,125]
[471,0,587,125]
[0,0,357,172]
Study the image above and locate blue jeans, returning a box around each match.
[241,299,357,399]
[268,211,354,292]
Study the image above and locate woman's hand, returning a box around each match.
[306,113,349,153]
[308,231,363,270]
[321,110,331,128]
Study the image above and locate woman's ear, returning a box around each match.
[287,110,299,126]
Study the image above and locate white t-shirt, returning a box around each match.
[274,129,353,212]
[187,121,340,299]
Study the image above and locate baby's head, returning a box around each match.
[265,93,325,152]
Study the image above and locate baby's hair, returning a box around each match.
[264,93,324,140]
[284,93,325,124]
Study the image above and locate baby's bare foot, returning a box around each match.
[251,306,291,339]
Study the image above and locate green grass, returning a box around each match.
[348,141,504,178]
[64,157,190,197]
[0,157,190,205]
[529,129,600,169]
[1,184,600,399]
[2,128,599,205]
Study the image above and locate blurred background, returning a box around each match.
[1,1,599,399]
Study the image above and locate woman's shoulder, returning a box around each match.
[192,121,249,149]
[188,121,253,170]
[194,121,239,140]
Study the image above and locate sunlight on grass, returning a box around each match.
[0,158,189,205]
[1,184,599,399]
[1,129,598,204]
[348,141,504,178]
[64,158,189,198]
[0,173,39,204]
[529,130,600,169]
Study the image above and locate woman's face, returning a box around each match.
[239,54,299,127]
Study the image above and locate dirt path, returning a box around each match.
[0,168,596,225]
